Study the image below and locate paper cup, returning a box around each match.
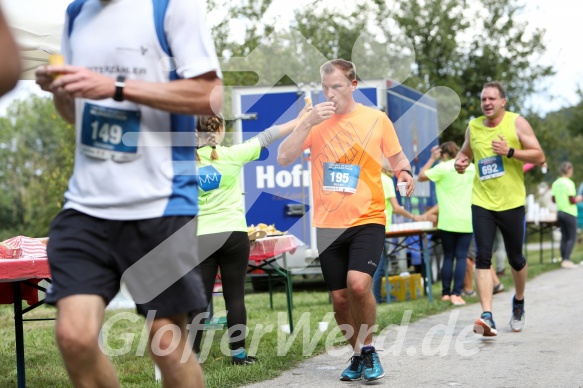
[304,96,312,106]
[397,182,407,196]
[318,322,329,332]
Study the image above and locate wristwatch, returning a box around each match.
[113,75,126,102]
[507,148,515,158]
[399,169,413,178]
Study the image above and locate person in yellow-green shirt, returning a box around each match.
[419,141,474,306]
[551,162,583,269]
[371,158,428,303]
[455,81,545,337]
[191,104,311,364]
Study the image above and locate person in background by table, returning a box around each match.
[191,104,311,364]
[492,229,507,277]
[0,6,21,96]
[372,158,431,304]
[422,205,504,297]
[419,142,474,305]
[278,59,415,382]
[455,81,545,336]
[35,1,222,386]
[551,161,583,269]
[463,238,505,296]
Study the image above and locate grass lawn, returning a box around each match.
[1,243,581,387]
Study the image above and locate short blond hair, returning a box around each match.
[320,59,356,82]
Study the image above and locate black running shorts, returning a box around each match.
[46,209,207,318]
[317,224,385,291]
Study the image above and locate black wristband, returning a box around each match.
[507,148,515,158]
[399,169,413,178]
[113,75,126,102]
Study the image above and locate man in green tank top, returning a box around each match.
[454,81,545,336]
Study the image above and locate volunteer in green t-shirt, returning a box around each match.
[419,141,475,306]
[371,159,425,303]
[191,104,311,364]
[551,161,583,269]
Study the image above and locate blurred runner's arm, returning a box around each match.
[36,66,222,123]
[0,8,22,97]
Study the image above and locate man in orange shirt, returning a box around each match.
[278,59,414,382]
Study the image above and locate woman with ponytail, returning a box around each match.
[191,103,311,364]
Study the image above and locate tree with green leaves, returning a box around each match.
[0,95,74,239]
[525,102,583,192]
[208,0,554,145]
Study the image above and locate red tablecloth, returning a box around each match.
[0,258,50,282]
[0,258,50,305]
[249,235,297,262]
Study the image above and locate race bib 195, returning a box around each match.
[322,163,360,193]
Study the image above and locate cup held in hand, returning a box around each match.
[397,182,408,196]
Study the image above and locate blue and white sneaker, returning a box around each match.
[474,312,498,337]
[510,297,526,332]
[340,355,363,381]
[361,347,385,381]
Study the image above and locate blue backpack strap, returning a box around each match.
[152,0,172,58]
[66,0,89,37]
[67,0,171,56]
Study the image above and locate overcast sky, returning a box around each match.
[1,0,582,117]
[519,0,583,113]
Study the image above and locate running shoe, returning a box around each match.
[232,355,258,365]
[561,260,577,269]
[361,347,385,381]
[450,295,466,305]
[509,297,526,332]
[474,312,497,337]
[340,355,363,381]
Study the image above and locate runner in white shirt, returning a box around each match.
[35,0,222,386]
